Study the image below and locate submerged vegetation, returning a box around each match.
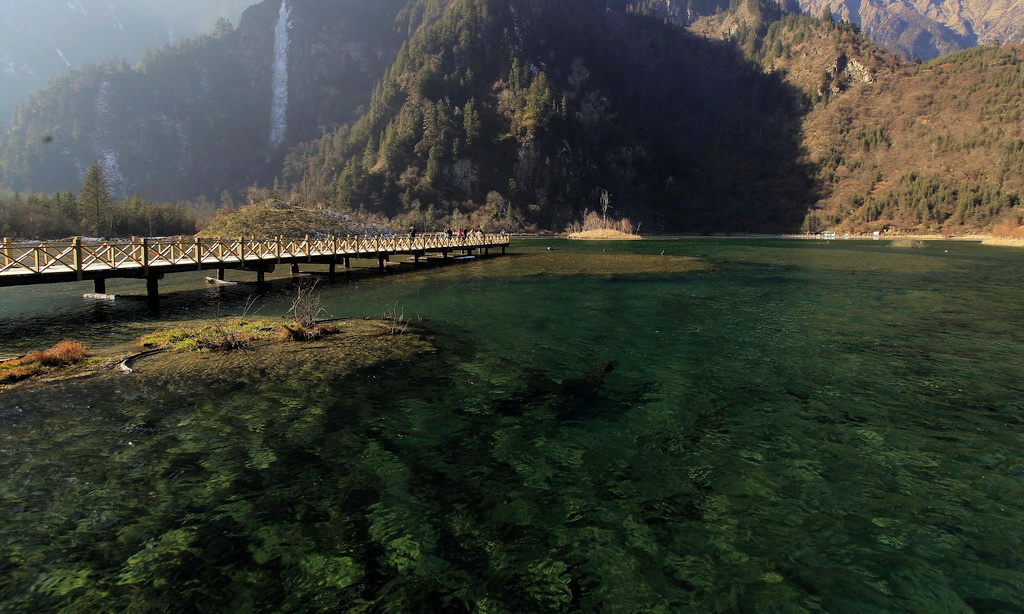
[1,241,1023,611]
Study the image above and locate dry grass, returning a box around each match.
[889,237,927,248]
[567,228,643,240]
[0,341,88,384]
[982,237,1024,247]
[276,323,341,341]
[566,211,640,238]
[287,281,326,329]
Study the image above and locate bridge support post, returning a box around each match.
[146,274,159,302]
[328,262,336,282]
[344,256,351,269]
[217,268,225,281]
[1,237,11,267]
[94,278,106,295]
[290,263,300,274]
[257,270,266,286]
[378,255,387,273]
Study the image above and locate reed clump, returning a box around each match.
[566,211,641,240]
[0,340,88,384]
[889,237,927,248]
[276,323,341,341]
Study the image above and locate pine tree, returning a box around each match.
[821,5,834,26]
[79,161,114,237]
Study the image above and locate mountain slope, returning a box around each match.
[285,0,816,232]
[798,0,1024,60]
[801,44,1024,233]
[3,0,1023,235]
[691,0,1024,233]
[0,0,817,232]
[0,0,256,123]
[0,0,411,202]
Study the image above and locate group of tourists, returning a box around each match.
[405,226,507,239]
[442,227,487,239]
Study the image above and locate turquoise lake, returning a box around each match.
[1,238,1022,612]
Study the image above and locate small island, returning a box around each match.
[565,208,642,240]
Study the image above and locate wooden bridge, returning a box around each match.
[0,234,510,300]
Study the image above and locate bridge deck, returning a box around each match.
[0,234,509,292]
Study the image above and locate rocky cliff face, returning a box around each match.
[799,0,1024,59]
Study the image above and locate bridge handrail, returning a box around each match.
[0,233,509,275]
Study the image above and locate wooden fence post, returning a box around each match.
[73,236,83,281]
[1,237,11,267]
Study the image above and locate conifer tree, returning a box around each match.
[79,161,114,237]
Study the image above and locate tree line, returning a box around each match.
[0,161,197,239]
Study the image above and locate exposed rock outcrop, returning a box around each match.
[799,0,1024,60]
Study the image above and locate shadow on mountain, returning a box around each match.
[600,11,820,233]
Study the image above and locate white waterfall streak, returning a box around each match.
[94,80,128,198]
[55,48,72,67]
[269,0,291,149]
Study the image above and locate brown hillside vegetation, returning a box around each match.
[691,3,1024,235]
[802,44,1024,234]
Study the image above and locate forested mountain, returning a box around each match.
[798,0,1024,61]
[0,0,816,232]
[0,0,255,123]
[693,0,1024,234]
[0,0,410,203]
[280,0,819,232]
[2,0,1023,235]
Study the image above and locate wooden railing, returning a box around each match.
[0,233,508,277]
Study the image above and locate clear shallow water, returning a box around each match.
[1,239,1023,612]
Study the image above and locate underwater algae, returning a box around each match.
[0,240,1023,612]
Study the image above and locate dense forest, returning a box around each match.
[280,0,814,233]
[1,0,1023,237]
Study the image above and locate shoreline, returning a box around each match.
[518,233,998,242]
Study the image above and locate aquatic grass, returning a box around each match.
[139,318,283,352]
